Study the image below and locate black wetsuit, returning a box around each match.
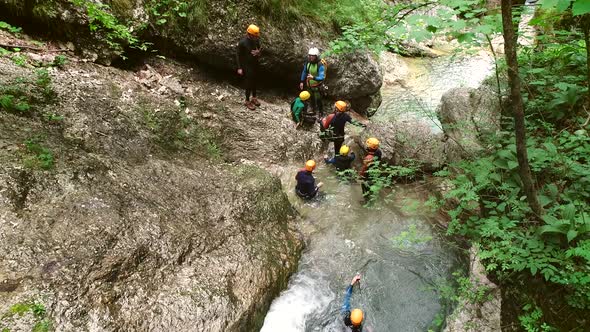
[295,169,319,199]
[329,112,353,154]
[236,36,260,101]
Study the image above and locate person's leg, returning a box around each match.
[316,91,323,116]
[334,138,343,155]
[251,68,260,106]
[244,71,256,110]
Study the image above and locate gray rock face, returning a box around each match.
[0,57,303,332]
[437,83,501,163]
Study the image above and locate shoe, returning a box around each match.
[251,98,261,107]
[245,100,256,110]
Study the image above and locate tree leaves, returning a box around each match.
[572,0,590,15]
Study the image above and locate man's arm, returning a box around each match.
[300,62,308,82]
[341,274,361,314]
[236,40,244,71]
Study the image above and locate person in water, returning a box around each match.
[320,101,366,155]
[325,144,356,180]
[359,137,383,201]
[295,160,323,199]
[341,274,367,331]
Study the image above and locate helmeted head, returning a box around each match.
[339,145,350,156]
[247,24,260,38]
[305,160,316,172]
[299,90,311,101]
[308,47,320,62]
[366,137,380,150]
[335,101,347,112]
[350,309,363,327]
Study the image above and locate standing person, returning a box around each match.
[291,91,311,128]
[359,138,383,201]
[299,47,326,115]
[295,160,323,200]
[341,274,367,332]
[236,24,261,110]
[326,101,365,155]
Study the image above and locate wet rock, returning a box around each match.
[327,52,383,115]
[380,51,410,86]
[444,247,502,332]
[437,82,501,163]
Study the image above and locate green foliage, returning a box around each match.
[8,303,31,316]
[32,320,51,332]
[518,303,557,332]
[362,160,419,204]
[69,0,150,54]
[52,55,68,68]
[2,301,50,332]
[0,21,22,34]
[23,136,54,170]
[540,0,590,16]
[0,69,54,114]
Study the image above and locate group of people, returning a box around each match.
[237,25,377,330]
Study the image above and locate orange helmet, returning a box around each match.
[335,101,347,112]
[366,137,380,150]
[305,160,316,171]
[247,24,260,36]
[351,309,363,326]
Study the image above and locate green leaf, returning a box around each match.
[556,0,573,12]
[567,229,578,242]
[562,204,576,221]
[572,0,590,15]
[539,0,559,9]
[539,195,553,207]
[508,160,519,170]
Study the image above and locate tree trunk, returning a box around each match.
[501,0,543,217]
[582,15,590,112]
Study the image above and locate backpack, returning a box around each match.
[321,113,335,130]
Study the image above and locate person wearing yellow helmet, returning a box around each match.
[325,144,356,178]
[295,160,324,199]
[237,24,262,110]
[360,137,383,201]
[321,101,366,155]
[290,91,312,128]
[299,47,327,115]
[341,274,365,331]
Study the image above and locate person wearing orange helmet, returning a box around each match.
[341,274,366,331]
[359,137,383,200]
[236,24,261,110]
[322,101,365,155]
[295,160,324,199]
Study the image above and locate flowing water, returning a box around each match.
[376,52,495,133]
[261,51,495,331]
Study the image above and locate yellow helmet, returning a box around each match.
[366,137,380,150]
[247,24,260,36]
[299,91,311,101]
[339,145,350,156]
[335,101,347,112]
[305,160,316,171]
[351,309,363,326]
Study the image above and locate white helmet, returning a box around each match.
[308,47,320,56]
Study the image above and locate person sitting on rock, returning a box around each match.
[325,144,356,179]
[341,274,370,332]
[299,47,325,115]
[359,137,383,201]
[236,24,261,110]
[295,160,323,200]
[322,101,366,155]
[291,91,311,128]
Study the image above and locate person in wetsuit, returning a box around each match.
[359,137,383,201]
[341,274,365,332]
[295,160,323,199]
[326,101,365,155]
[325,144,356,179]
[236,24,261,110]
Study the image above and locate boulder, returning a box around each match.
[444,247,502,332]
[437,82,501,163]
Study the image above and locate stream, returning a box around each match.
[261,51,494,331]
